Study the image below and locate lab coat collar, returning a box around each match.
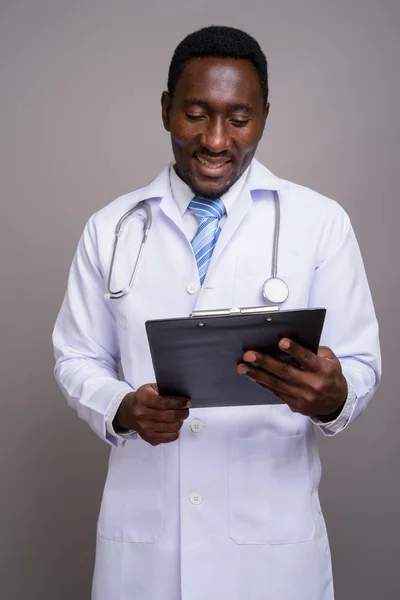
[120,158,286,298]
[135,158,286,239]
[131,166,181,232]
[245,158,284,192]
[140,165,171,203]
[139,157,284,204]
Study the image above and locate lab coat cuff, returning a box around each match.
[311,378,357,436]
[105,388,138,445]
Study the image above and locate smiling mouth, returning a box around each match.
[194,155,232,170]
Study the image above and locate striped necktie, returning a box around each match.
[188,197,226,285]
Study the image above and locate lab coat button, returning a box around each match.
[190,492,203,505]
[187,282,199,294]
[190,419,204,433]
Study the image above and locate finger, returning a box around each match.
[146,395,191,411]
[140,407,190,423]
[152,421,184,434]
[278,338,320,372]
[253,379,313,416]
[242,351,306,385]
[246,377,301,411]
[238,363,299,398]
[148,432,180,445]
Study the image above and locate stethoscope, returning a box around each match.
[105,191,289,305]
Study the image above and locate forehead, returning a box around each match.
[174,57,263,108]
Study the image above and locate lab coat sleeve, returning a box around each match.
[310,378,356,434]
[53,216,134,447]
[308,206,381,436]
[105,390,138,440]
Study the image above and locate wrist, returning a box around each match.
[316,399,346,423]
[113,391,136,432]
[316,377,348,422]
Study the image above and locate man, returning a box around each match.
[53,26,380,600]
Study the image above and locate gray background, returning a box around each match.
[0,1,398,598]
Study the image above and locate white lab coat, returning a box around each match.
[53,159,380,600]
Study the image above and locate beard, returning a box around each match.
[175,163,235,200]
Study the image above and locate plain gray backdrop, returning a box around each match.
[1,1,399,598]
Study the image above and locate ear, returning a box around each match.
[161,91,171,132]
[262,102,270,130]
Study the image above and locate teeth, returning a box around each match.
[196,156,229,169]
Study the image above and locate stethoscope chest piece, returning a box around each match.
[262,277,289,304]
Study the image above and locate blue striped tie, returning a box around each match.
[188,197,226,285]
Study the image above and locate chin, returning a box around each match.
[189,175,235,200]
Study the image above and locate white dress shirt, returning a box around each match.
[168,163,250,241]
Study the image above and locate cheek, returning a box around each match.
[234,137,258,165]
[171,138,194,169]
[170,130,197,156]
[233,125,262,149]
[170,115,198,145]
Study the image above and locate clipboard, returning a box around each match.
[145,307,326,408]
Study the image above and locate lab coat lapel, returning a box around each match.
[141,165,187,235]
[158,191,186,234]
[204,159,284,279]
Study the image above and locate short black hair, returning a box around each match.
[167,26,269,106]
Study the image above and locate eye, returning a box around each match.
[185,112,206,121]
[230,119,250,127]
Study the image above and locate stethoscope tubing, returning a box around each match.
[105,203,152,299]
[271,190,280,279]
[105,190,288,304]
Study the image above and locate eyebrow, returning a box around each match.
[229,103,254,114]
[184,99,254,114]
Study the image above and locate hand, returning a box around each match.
[114,384,191,446]
[237,339,348,418]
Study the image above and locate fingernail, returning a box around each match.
[245,352,257,363]
[238,365,248,375]
[186,401,192,408]
[281,339,290,350]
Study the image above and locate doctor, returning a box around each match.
[53,26,380,600]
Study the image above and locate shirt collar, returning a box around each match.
[138,157,286,208]
[169,163,251,217]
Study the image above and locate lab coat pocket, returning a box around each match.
[98,443,163,543]
[233,256,311,309]
[228,434,315,545]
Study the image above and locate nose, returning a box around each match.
[199,118,231,154]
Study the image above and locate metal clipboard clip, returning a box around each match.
[190,306,280,318]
